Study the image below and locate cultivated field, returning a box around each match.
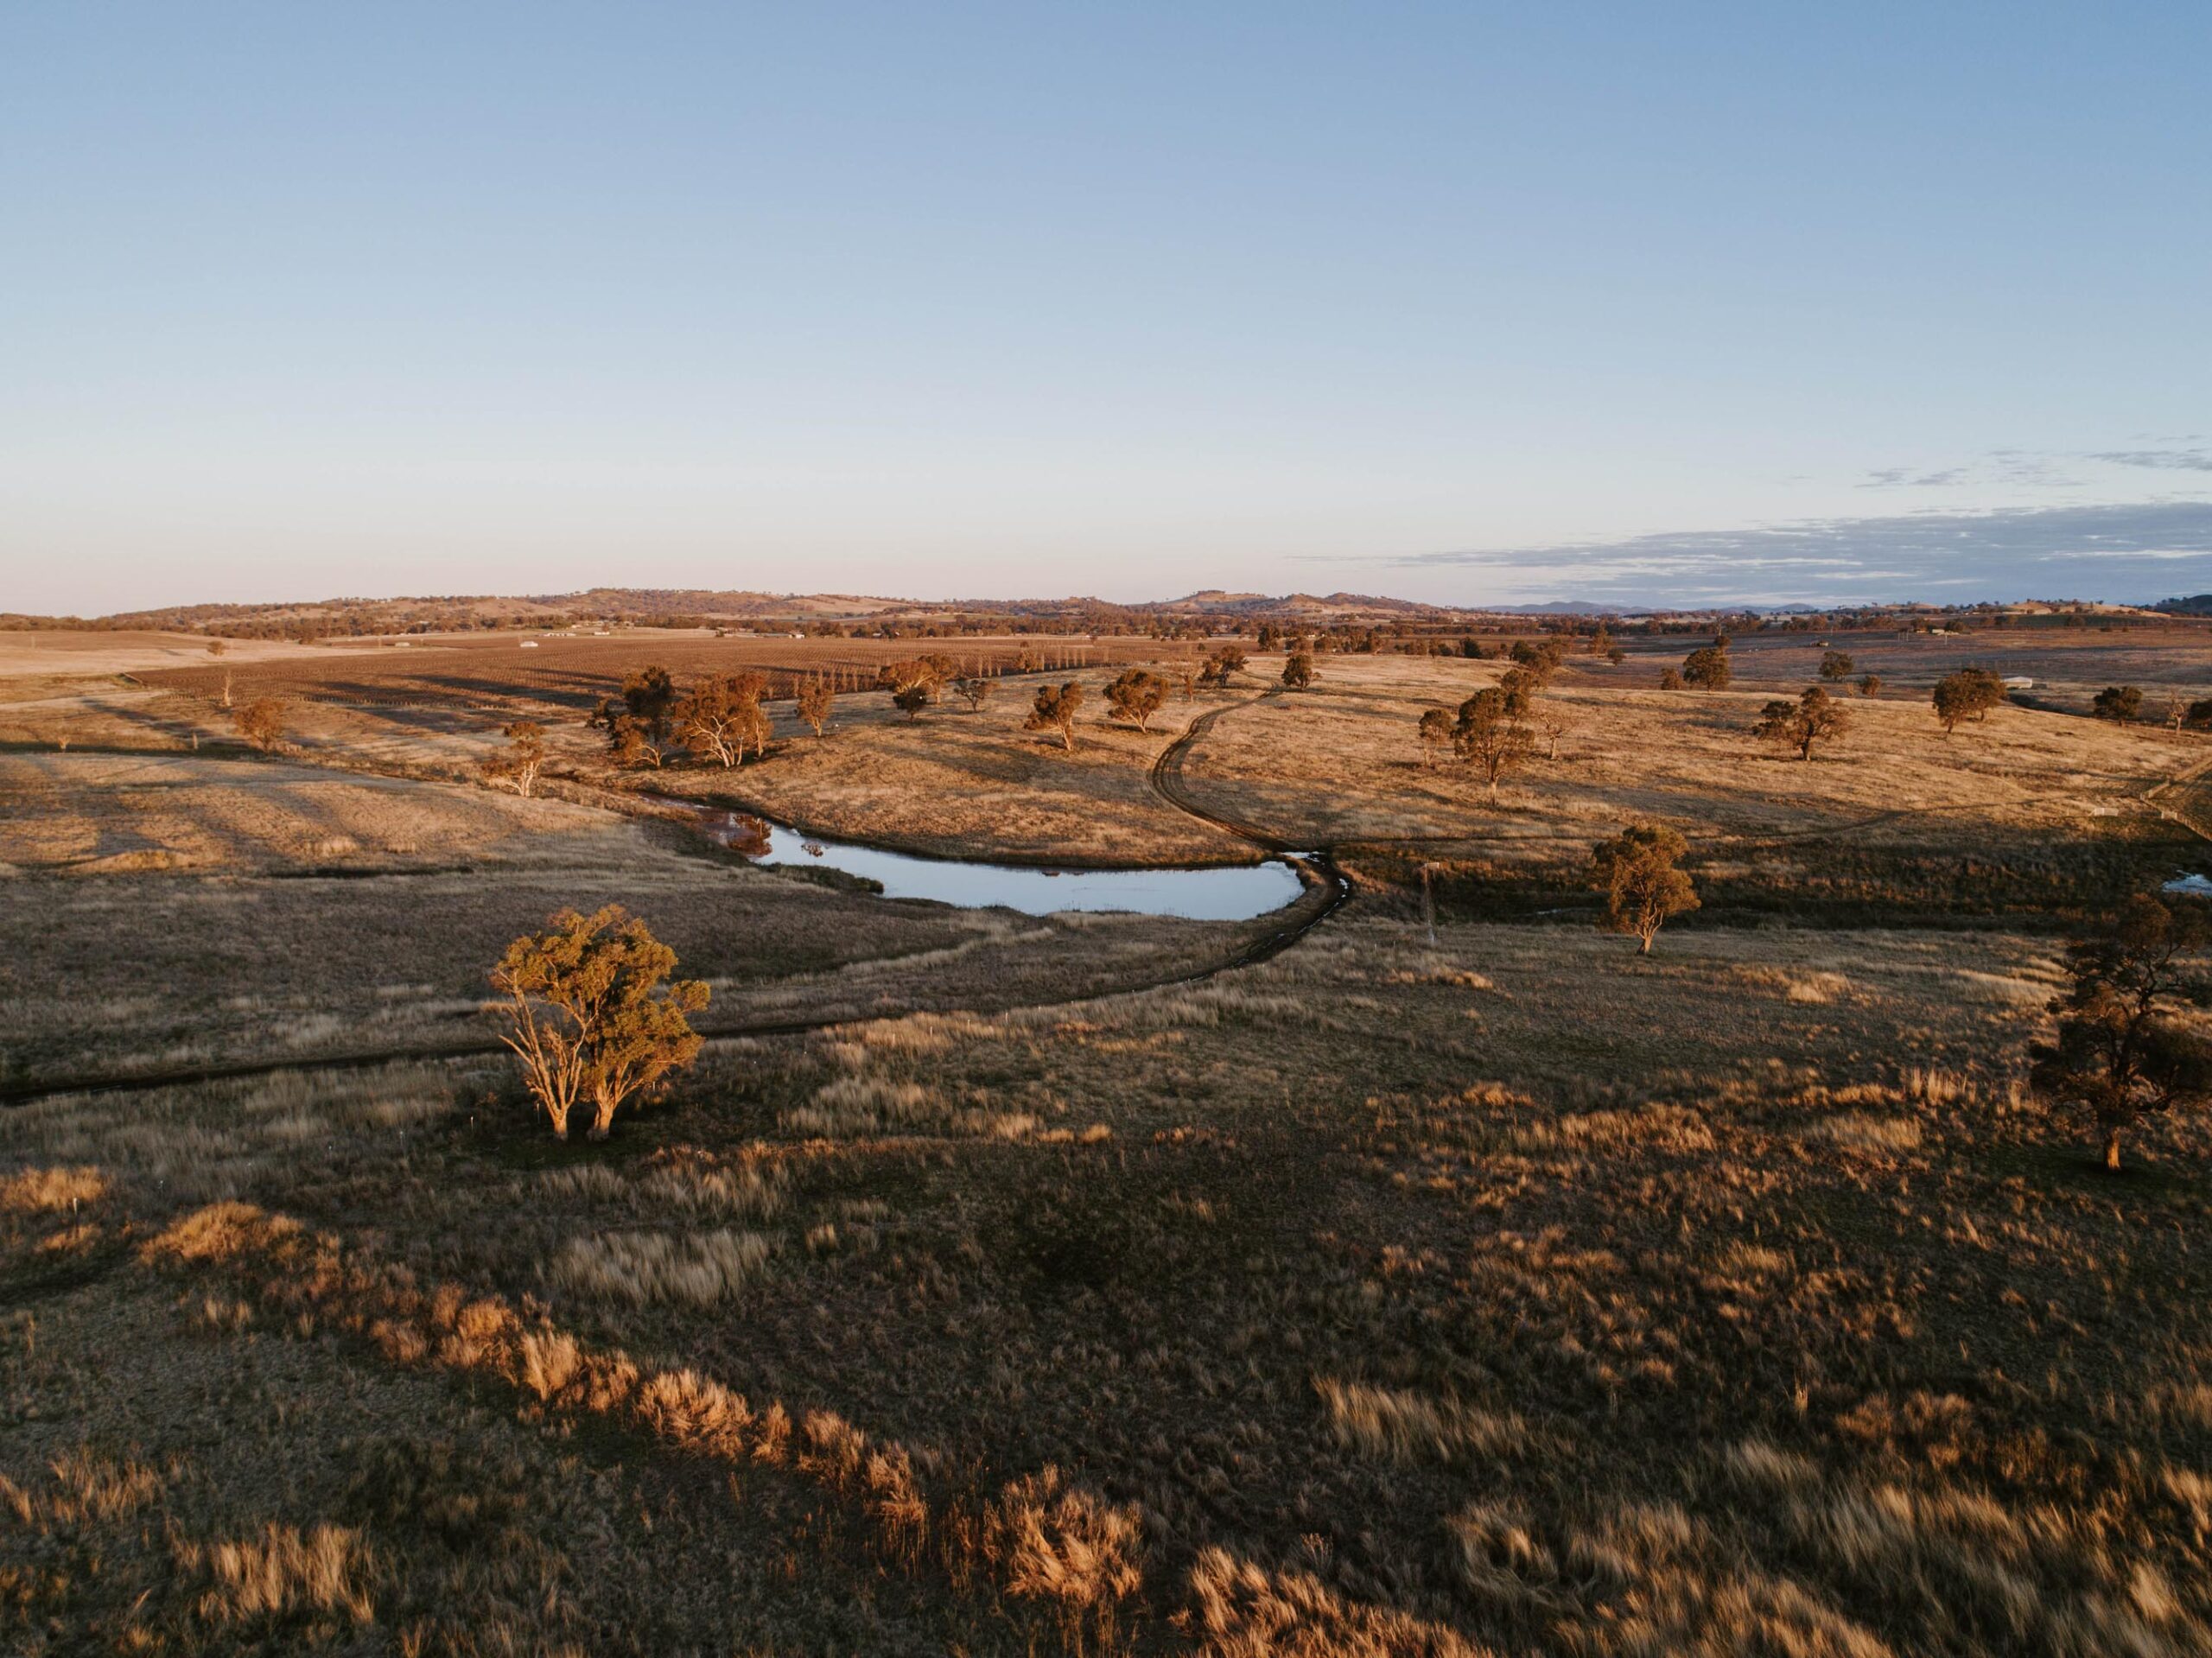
[6,622,2212,1655]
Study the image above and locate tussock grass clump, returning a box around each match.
[1382,950,1497,989]
[1804,1112,1925,1153]
[552,1229,775,1306]
[1316,1377,1533,1464]
[0,1164,107,1211]
[536,1148,791,1223]
[0,1446,162,1528]
[174,1521,378,1626]
[785,1071,1036,1139]
[1186,1543,1482,1657]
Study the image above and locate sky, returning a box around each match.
[3,3,2209,614]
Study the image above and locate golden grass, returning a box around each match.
[0,1165,107,1212]
[9,626,2212,1654]
[552,1227,778,1306]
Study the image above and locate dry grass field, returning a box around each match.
[7,624,2212,1655]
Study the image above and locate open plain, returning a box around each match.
[7,620,2212,1656]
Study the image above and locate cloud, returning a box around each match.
[1860,467,1967,488]
[2090,448,2212,473]
[1355,500,2212,609]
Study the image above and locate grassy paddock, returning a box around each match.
[7,918,2212,1653]
[7,630,2212,1653]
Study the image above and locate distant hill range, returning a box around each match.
[3,586,2194,639]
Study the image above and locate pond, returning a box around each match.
[649,798,1309,921]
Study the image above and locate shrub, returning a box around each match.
[233,698,287,753]
[2093,684,2144,723]
[1280,651,1314,690]
[1658,668,1683,690]
[1857,673,1882,697]
[1819,650,1854,681]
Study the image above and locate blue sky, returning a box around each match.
[3,3,2209,613]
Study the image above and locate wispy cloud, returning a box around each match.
[2091,448,2212,473]
[1350,500,2212,609]
[1860,467,1967,488]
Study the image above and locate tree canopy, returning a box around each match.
[1592,822,1699,954]
[491,905,709,1140]
[1754,686,1849,760]
[1681,645,1731,690]
[1105,668,1170,731]
[1025,681,1086,752]
[2029,895,2212,1172]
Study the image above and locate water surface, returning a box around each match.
[653,799,1306,921]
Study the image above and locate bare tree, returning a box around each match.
[483,720,546,797]
[2029,895,2212,1172]
[1025,681,1085,752]
[1452,688,1535,800]
[233,698,286,753]
[1592,822,1699,955]
[1536,710,1568,760]
[490,905,709,1140]
[1106,669,1169,731]
[795,676,835,736]
[1754,685,1849,760]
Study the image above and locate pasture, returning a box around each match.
[5,620,2212,1655]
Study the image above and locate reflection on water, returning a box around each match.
[652,798,1306,920]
